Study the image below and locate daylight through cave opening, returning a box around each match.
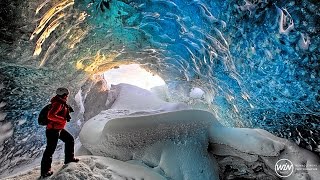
[103,64,166,91]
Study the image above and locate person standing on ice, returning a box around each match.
[41,87,79,177]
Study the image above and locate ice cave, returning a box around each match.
[0,0,319,179]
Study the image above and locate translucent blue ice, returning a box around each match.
[71,0,319,129]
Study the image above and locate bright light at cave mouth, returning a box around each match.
[103,64,166,90]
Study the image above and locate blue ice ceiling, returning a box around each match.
[43,0,318,125]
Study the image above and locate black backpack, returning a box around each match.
[38,104,52,126]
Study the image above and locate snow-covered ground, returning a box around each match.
[3,156,165,180]
[2,83,320,180]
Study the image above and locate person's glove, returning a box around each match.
[66,113,72,122]
[66,105,73,122]
[68,105,74,113]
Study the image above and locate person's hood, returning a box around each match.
[51,95,67,104]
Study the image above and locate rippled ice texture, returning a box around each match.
[71,0,319,127]
[30,0,318,149]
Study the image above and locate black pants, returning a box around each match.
[41,129,75,173]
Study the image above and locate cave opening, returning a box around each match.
[103,64,166,91]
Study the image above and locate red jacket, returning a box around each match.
[47,96,69,130]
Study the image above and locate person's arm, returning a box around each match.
[48,102,66,123]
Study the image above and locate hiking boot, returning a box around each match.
[64,157,79,164]
[41,170,53,177]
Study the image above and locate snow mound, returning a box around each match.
[209,127,285,156]
[81,109,221,179]
[82,83,189,122]
[82,109,320,179]
[109,83,188,111]
[79,84,320,180]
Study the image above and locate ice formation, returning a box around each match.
[0,0,319,179]
[298,33,311,51]
[189,87,205,99]
[276,5,295,35]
